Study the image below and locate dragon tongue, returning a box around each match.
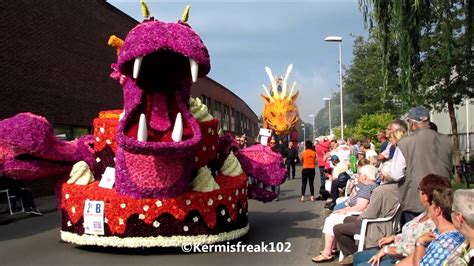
[149,93,171,131]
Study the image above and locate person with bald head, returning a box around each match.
[390,107,453,226]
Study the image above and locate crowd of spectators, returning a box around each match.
[306,106,473,266]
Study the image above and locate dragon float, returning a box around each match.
[0,3,287,248]
[260,65,300,143]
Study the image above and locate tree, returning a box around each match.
[419,0,474,173]
[313,91,341,137]
[352,113,394,142]
[359,0,473,175]
[343,35,404,125]
[359,0,428,102]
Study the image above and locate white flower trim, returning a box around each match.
[60,225,249,248]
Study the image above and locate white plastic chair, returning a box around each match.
[0,189,24,215]
[354,203,402,251]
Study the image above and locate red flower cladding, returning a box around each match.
[193,118,219,168]
[61,172,248,234]
[93,110,122,152]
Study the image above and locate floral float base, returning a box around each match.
[60,174,249,247]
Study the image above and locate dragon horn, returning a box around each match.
[181,5,190,23]
[265,67,278,98]
[282,64,293,99]
[141,0,150,19]
[288,81,297,99]
[108,35,124,55]
[262,84,274,102]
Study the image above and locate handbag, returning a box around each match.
[337,172,350,183]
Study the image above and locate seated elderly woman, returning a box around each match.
[333,161,400,265]
[332,159,371,211]
[353,174,451,266]
[311,165,378,263]
[444,189,474,265]
[396,188,465,266]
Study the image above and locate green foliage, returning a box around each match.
[359,0,427,101]
[343,36,405,125]
[314,91,340,137]
[358,0,473,167]
[332,127,341,139]
[332,113,393,146]
[420,0,474,112]
[359,0,473,108]
[353,113,394,141]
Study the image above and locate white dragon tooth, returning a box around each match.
[288,81,297,99]
[189,58,199,83]
[133,56,143,79]
[282,64,293,98]
[264,66,277,98]
[137,113,148,142]
[172,112,183,142]
[262,84,274,102]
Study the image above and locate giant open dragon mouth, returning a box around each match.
[114,20,211,155]
[120,49,197,146]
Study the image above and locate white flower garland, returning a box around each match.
[60,225,249,248]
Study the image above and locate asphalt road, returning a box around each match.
[0,166,338,266]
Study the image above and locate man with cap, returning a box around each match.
[390,106,453,226]
[324,155,350,210]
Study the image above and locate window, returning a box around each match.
[54,126,90,140]
[54,126,72,140]
[230,108,236,132]
[201,94,211,109]
[245,117,250,135]
[235,111,241,133]
[73,127,90,139]
[222,105,230,131]
[214,101,222,123]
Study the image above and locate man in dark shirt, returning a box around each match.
[377,130,389,154]
[277,140,287,156]
[286,142,298,179]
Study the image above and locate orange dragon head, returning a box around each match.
[261,64,300,136]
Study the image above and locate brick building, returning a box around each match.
[192,78,259,139]
[0,1,258,197]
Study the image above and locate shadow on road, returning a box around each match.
[246,209,320,242]
[0,211,60,241]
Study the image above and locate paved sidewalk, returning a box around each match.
[0,195,58,225]
[0,166,341,265]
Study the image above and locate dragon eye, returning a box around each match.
[270,112,276,117]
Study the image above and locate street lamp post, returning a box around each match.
[309,114,315,141]
[467,98,471,160]
[301,123,306,142]
[325,35,344,140]
[323,97,332,135]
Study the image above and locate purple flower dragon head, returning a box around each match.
[113,15,211,198]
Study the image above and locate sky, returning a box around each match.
[108,0,369,124]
